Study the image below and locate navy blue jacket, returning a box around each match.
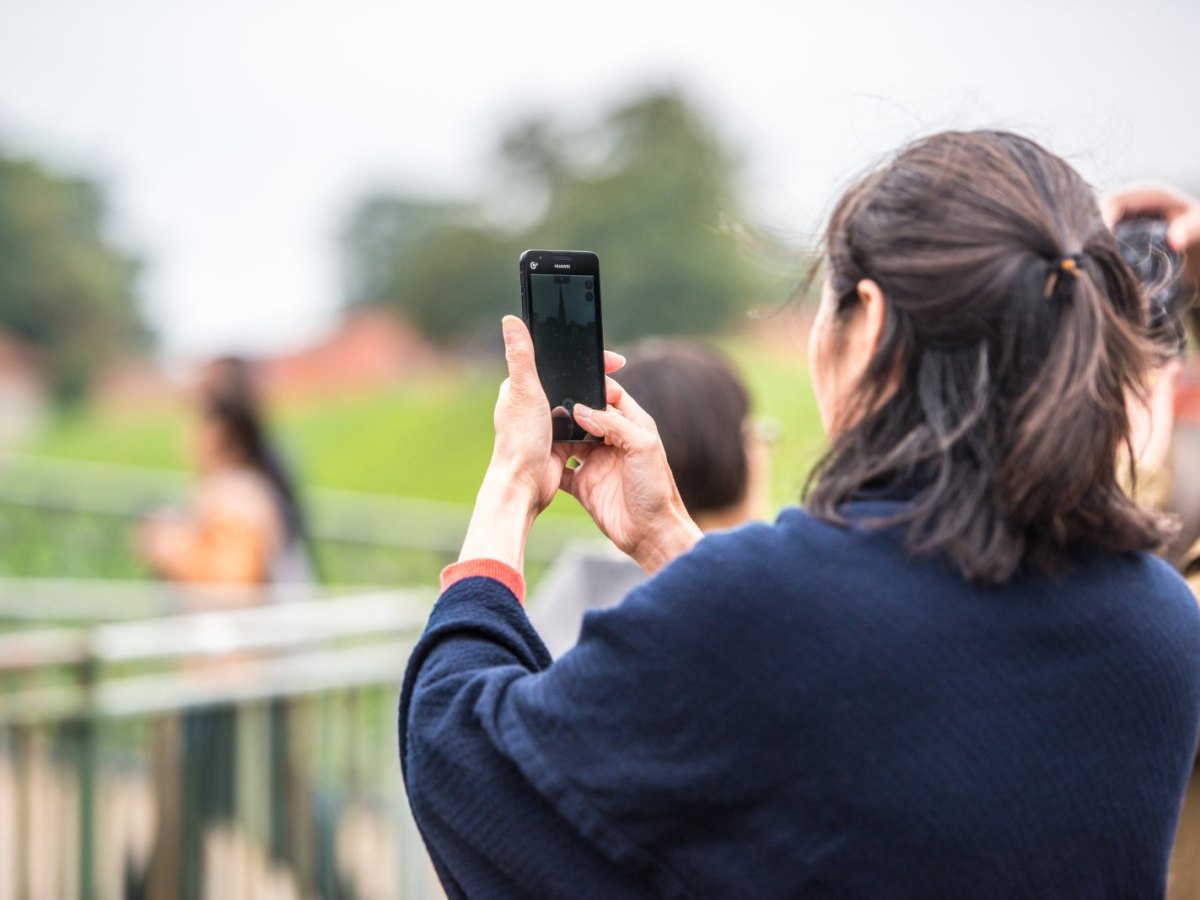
[400,502,1200,898]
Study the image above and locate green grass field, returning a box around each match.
[28,334,827,518]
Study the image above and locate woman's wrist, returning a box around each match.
[456,460,541,571]
[629,506,704,575]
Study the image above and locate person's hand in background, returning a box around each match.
[563,377,703,574]
[136,512,190,575]
[1103,184,1200,284]
[1105,183,1198,511]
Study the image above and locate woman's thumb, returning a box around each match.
[502,316,541,394]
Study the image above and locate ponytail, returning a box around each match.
[807,130,1174,585]
[997,243,1166,575]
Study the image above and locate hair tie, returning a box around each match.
[1043,254,1083,300]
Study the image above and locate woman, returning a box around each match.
[1105,182,1200,899]
[138,356,313,591]
[400,131,1200,898]
[1106,182,1200,592]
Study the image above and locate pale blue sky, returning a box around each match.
[1,0,1196,359]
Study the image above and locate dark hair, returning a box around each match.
[614,340,751,516]
[202,357,307,544]
[1113,217,1191,357]
[806,130,1172,585]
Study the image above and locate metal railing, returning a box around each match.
[0,454,605,898]
[0,453,595,584]
[0,585,445,900]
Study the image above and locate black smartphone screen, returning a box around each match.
[520,250,606,441]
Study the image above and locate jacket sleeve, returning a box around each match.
[399,525,786,900]
[398,575,661,899]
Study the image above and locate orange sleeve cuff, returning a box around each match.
[440,559,526,605]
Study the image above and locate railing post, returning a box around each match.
[76,655,97,900]
[317,692,337,900]
[15,725,33,900]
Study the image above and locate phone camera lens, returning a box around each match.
[585,291,594,302]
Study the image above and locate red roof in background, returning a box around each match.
[258,310,438,400]
[91,310,441,412]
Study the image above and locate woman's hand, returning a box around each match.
[1103,184,1200,283]
[489,315,573,514]
[456,316,625,570]
[487,316,628,510]
[136,514,189,574]
[562,377,703,574]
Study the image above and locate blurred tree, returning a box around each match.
[521,91,759,340]
[342,196,517,343]
[0,151,145,402]
[341,197,463,311]
[341,89,766,344]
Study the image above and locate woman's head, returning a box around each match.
[615,340,768,529]
[194,357,265,473]
[806,129,1171,585]
[194,357,306,541]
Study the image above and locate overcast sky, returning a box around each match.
[1,0,1197,360]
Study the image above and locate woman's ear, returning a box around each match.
[856,279,887,358]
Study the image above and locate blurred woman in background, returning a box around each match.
[137,356,313,591]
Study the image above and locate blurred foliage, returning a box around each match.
[0,149,146,402]
[0,506,146,578]
[340,90,770,343]
[30,333,824,510]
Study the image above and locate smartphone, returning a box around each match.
[519,249,606,441]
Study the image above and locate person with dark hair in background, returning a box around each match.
[1105,183,1200,900]
[400,131,1200,898]
[1105,184,1200,591]
[137,356,313,591]
[530,339,772,658]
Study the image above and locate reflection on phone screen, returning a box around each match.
[528,272,603,437]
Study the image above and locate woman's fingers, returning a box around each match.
[604,377,658,433]
[604,376,626,406]
[1101,184,1192,229]
[558,463,576,497]
[573,402,654,454]
[1166,205,1200,254]
[558,447,600,499]
[603,350,626,375]
[551,441,573,467]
